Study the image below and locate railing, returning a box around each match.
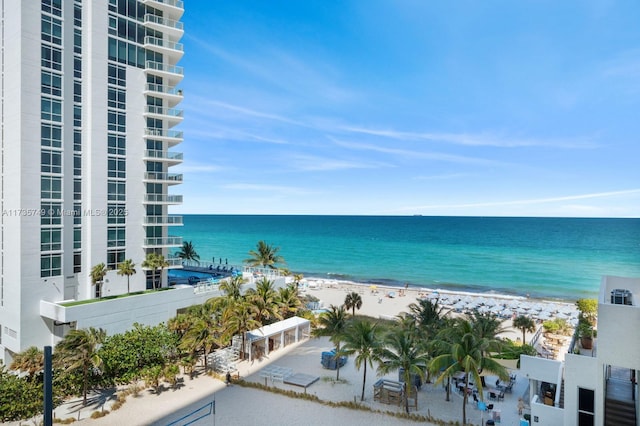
[144,128,184,139]
[529,325,543,347]
[142,0,184,10]
[144,36,184,52]
[145,60,184,76]
[145,105,184,118]
[144,215,183,225]
[144,150,183,161]
[144,172,183,182]
[166,257,183,267]
[144,194,183,203]
[144,83,183,97]
[143,14,184,31]
[143,236,183,246]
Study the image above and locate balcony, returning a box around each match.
[143,36,184,62]
[143,171,183,185]
[143,14,184,40]
[144,128,183,147]
[166,257,183,268]
[144,215,183,226]
[143,83,183,107]
[143,236,183,248]
[143,149,183,165]
[145,61,183,85]
[140,0,184,20]
[144,105,184,126]
[143,194,183,205]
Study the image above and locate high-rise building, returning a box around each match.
[0,0,185,364]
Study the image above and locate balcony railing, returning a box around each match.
[143,236,183,247]
[143,149,183,162]
[144,36,184,53]
[145,61,184,84]
[143,13,184,32]
[145,105,184,119]
[144,172,183,183]
[141,0,184,19]
[144,128,183,140]
[144,83,183,97]
[144,194,183,204]
[144,216,184,225]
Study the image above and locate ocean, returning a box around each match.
[174,215,640,301]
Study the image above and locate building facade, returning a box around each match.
[521,275,639,426]
[0,0,185,364]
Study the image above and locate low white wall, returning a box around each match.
[41,286,214,337]
[520,355,562,384]
[530,395,565,425]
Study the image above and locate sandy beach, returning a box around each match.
[39,279,578,425]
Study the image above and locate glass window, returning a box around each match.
[41,176,62,199]
[41,202,62,226]
[41,228,62,252]
[108,204,127,224]
[41,254,62,277]
[74,252,81,273]
[42,0,63,17]
[107,250,125,270]
[108,157,126,179]
[41,71,62,97]
[41,15,62,45]
[41,149,62,174]
[74,228,81,249]
[107,227,126,248]
[108,180,126,201]
[42,123,62,148]
[41,97,62,122]
[41,45,62,71]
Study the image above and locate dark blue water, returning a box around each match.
[173,215,640,301]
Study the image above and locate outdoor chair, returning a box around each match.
[497,391,505,402]
[489,391,497,401]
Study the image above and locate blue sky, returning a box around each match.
[173,1,640,217]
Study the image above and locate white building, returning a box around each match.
[521,275,639,426]
[0,0,191,364]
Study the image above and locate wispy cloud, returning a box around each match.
[331,137,508,166]
[403,189,640,211]
[190,97,306,127]
[287,154,392,172]
[221,183,314,196]
[342,127,598,149]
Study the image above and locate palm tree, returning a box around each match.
[313,305,349,380]
[468,310,507,387]
[513,315,536,345]
[429,318,509,425]
[293,273,304,294]
[9,346,44,379]
[116,259,136,294]
[277,284,302,319]
[222,300,261,359]
[377,324,430,413]
[175,241,200,265]
[219,274,245,301]
[142,252,169,290]
[244,240,285,269]
[90,263,107,298]
[54,327,106,405]
[246,278,282,325]
[179,303,223,369]
[408,298,449,338]
[344,291,363,316]
[341,319,380,401]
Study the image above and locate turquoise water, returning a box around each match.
[173,215,640,301]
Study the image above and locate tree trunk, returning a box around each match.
[462,373,468,425]
[335,344,341,381]
[361,362,367,401]
[446,376,450,401]
[522,329,526,344]
[82,364,88,405]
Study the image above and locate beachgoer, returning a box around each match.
[518,397,524,415]
[226,371,232,385]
